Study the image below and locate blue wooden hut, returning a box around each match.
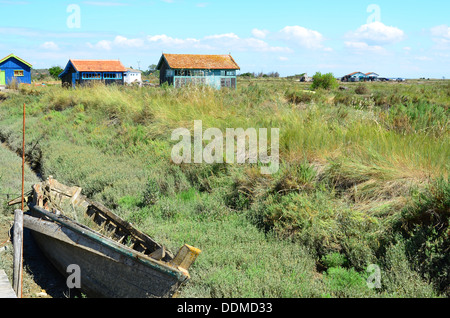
[58,59,127,88]
[157,53,240,89]
[0,54,32,86]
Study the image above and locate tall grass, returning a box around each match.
[0,79,448,297]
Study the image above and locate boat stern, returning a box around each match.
[170,244,201,278]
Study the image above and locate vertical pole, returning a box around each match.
[13,209,23,298]
[14,102,26,298]
[22,103,25,211]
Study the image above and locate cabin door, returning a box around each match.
[72,73,77,88]
[0,71,5,85]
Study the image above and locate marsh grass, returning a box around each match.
[0,79,448,297]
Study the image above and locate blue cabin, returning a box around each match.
[342,71,367,82]
[157,53,240,89]
[59,59,127,88]
[0,54,32,86]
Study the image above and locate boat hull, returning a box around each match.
[24,214,184,298]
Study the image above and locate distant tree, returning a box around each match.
[48,66,63,79]
[311,72,338,90]
[239,72,255,77]
[143,64,158,76]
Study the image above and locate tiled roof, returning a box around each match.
[126,68,142,73]
[0,53,32,67]
[70,60,126,72]
[348,71,363,76]
[365,72,378,75]
[162,54,240,70]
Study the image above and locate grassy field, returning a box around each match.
[0,78,448,298]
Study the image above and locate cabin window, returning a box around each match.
[14,70,24,77]
[103,72,122,79]
[192,70,205,76]
[226,71,235,76]
[82,72,102,79]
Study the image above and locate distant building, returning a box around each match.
[299,73,312,82]
[365,72,379,81]
[342,72,367,82]
[156,53,240,89]
[0,53,32,86]
[59,59,126,88]
[124,68,142,86]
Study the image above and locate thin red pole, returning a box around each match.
[21,102,25,298]
[21,102,25,211]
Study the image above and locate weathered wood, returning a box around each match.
[24,209,184,298]
[0,270,17,298]
[24,178,202,298]
[12,209,23,298]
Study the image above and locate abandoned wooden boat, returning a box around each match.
[21,176,201,298]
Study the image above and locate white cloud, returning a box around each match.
[113,35,144,48]
[344,41,386,54]
[88,35,145,51]
[430,25,450,50]
[147,34,203,48]
[279,26,326,49]
[147,33,292,53]
[414,56,433,61]
[347,22,405,45]
[431,25,450,39]
[251,28,269,39]
[87,40,112,50]
[278,56,289,61]
[204,33,239,40]
[40,41,59,50]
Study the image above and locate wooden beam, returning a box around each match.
[13,209,23,298]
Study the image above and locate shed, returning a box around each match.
[156,53,240,89]
[342,72,367,82]
[59,59,127,87]
[124,68,142,86]
[365,72,379,81]
[0,54,32,86]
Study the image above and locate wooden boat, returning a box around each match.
[20,176,200,298]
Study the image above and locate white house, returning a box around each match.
[365,72,379,81]
[124,68,142,85]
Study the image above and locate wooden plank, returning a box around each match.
[13,209,23,298]
[0,270,17,298]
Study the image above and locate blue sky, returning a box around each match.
[0,0,449,78]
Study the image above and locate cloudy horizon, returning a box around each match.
[0,0,448,78]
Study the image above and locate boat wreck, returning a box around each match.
[19,176,201,298]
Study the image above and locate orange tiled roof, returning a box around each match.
[162,54,240,70]
[70,59,126,72]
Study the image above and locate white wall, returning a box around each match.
[124,71,142,85]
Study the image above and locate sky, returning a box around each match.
[0,0,449,78]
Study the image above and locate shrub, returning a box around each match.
[311,72,339,90]
[355,84,370,95]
